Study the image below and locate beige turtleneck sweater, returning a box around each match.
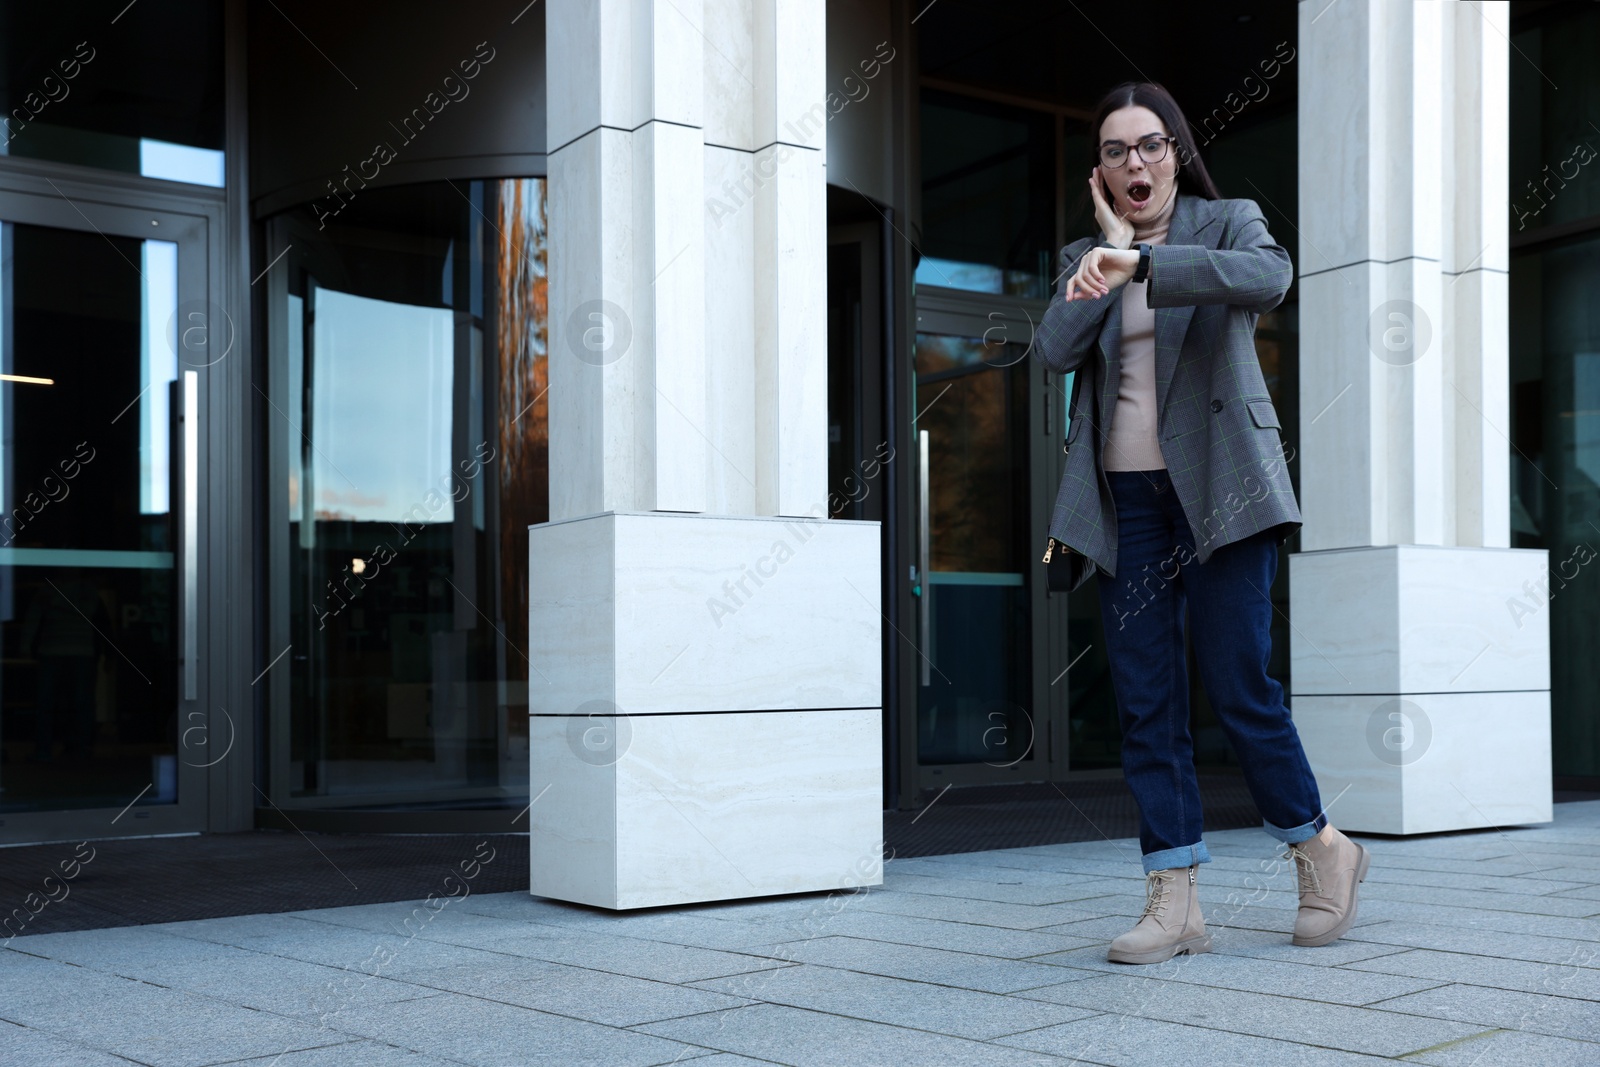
[1103,189,1178,472]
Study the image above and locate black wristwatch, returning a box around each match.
[1132,242,1153,284]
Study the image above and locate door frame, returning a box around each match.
[901,283,1074,803]
[0,157,243,844]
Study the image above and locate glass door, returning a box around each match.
[909,287,1063,791]
[0,184,210,840]
[262,179,546,821]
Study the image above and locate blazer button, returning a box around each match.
[1210,399,1224,413]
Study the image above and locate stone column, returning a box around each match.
[532,0,882,909]
[1291,0,1550,834]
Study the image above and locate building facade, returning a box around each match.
[0,0,1581,854]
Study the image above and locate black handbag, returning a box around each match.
[1042,369,1087,596]
[1042,536,1079,594]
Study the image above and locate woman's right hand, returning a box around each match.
[1089,167,1134,250]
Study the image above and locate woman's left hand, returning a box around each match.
[1063,246,1140,301]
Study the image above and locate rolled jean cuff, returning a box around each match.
[1141,841,1211,874]
[1261,811,1329,845]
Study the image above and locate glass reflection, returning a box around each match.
[0,222,180,811]
[269,179,546,807]
[0,3,225,183]
[915,333,1032,766]
[1511,233,1600,778]
[917,90,1054,298]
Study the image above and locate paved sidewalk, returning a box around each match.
[4,804,1600,1066]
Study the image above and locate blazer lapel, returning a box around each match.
[1153,194,1220,422]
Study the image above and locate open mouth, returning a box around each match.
[1127,180,1152,206]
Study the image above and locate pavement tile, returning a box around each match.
[882,857,1094,884]
[449,890,611,922]
[793,909,1098,959]
[214,1039,466,1066]
[228,926,529,975]
[1353,866,1589,896]
[674,892,883,926]
[636,1002,1077,1065]
[540,912,806,953]
[319,991,700,1065]
[1003,971,1483,1057]
[1344,948,1600,1000]
[0,1020,142,1067]
[880,871,1132,906]
[1210,900,1385,931]
[1550,883,1600,901]
[848,889,1120,930]
[151,912,353,944]
[994,1012,1402,1066]
[472,894,811,947]
[917,852,1135,878]
[118,952,432,1022]
[1366,981,1600,1041]
[1342,920,1600,966]
[1510,863,1600,885]
[1509,841,1600,862]
[1203,927,1411,966]
[395,957,754,1027]
[276,897,527,940]
[1349,879,1600,916]
[330,904,604,946]
[1355,898,1600,937]
[771,934,1077,994]
[690,962,1099,1039]
[423,926,792,984]
[1402,1028,1600,1066]
[1481,825,1600,842]
[1017,946,1443,1006]
[4,925,244,973]
[0,946,69,976]
[1335,852,1574,879]
[0,963,350,1067]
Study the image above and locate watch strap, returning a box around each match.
[1132,242,1152,284]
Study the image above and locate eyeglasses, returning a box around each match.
[1099,135,1176,170]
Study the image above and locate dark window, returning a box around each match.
[0,1,225,184]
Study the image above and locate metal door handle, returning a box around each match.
[183,370,197,701]
[918,429,930,687]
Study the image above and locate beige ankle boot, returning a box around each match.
[1288,826,1372,947]
[1107,864,1212,965]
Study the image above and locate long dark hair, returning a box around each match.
[1087,81,1222,201]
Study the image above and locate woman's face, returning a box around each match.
[1098,104,1180,222]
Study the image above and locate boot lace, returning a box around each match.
[1287,844,1322,896]
[1139,869,1175,919]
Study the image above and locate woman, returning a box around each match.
[1033,81,1372,966]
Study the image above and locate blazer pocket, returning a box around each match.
[1247,399,1282,430]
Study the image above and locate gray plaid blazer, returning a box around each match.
[1034,193,1299,592]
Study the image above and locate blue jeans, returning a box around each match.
[1097,469,1327,874]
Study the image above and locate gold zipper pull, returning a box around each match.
[1042,539,1054,564]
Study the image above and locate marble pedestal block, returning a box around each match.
[1288,545,1553,835]
[527,511,883,909]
